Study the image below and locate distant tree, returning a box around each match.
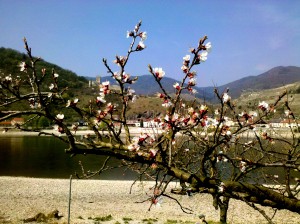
[37,116,50,129]
[0,21,299,224]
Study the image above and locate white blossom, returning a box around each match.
[191,89,198,94]
[188,107,195,114]
[126,30,134,38]
[240,161,247,173]
[188,78,196,86]
[140,32,147,40]
[218,182,225,193]
[251,111,258,117]
[5,75,12,82]
[137,41,146,50]
[131,95,137,103]
[205,42,212,52]
[199,51,208,62]
[113,72,121,80]
[183,54,190,61]
[19,62,27,72]
[49,83,55,90]
[181,65,188,72]
[225,130,232,137]
[102,81,110,86]
[285,110,292,117]
[162,101,173,108]
[56,113,64,120]
[222,93,231,103]
[173,82,180,90]
[258,101,269,112]
[153,67,165,79]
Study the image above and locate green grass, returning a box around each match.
[122,217,133,224]
[165,220,178,224]
[164,220,219,224]
[88,214,113,222]
[142,218,158,224]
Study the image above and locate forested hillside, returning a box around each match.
[0,47,88,91]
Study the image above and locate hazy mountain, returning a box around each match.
[1,47,299,102]
[91,66,300,101]
[95,75,178,95]
[216,66,300,99]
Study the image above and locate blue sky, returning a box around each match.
[0,0,299,87]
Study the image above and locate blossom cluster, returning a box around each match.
[53,113,65,134]
[19,61,28,72]
[112,71,138,85]
[126,21,147,51]
[96,81,110,107]
[222,92,231,103]
[238,110,255,122]
[239,161,247,173]
[258,101,269,112]
[156,92,172,108]
[49,73,59,91]
[66,98,79,107]
[1,74,22,92]
[153,67,165,80]
[3,74,12,84]
[95,102,116,123]
[28,97,41,109]
[178,41,212,94]
[285,109,293,118]
[152,104,210,130]
[127,132,157,158]
[189,41,212,65]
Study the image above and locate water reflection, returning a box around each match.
[1,136,298,183]
[0,136,136,179]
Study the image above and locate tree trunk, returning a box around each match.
[219,196,230,223]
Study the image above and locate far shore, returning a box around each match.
[0,127,155,137]
[0,128,98,137]
[0,127,299,139]
[0,176,299,224]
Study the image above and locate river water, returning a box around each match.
[1,135,299,183]
[0,135,136,179]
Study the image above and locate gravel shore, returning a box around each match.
[0,177,299,224]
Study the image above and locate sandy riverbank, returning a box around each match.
[0,177,299,224]
[1,127,299,139]
[0,127,159,137]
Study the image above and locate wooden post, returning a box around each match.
[68,175,72,224]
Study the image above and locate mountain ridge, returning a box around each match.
[216,66,300,99]
[88,65,300,100]
[1,47,299,101]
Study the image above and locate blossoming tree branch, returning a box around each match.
[0,21,299,223]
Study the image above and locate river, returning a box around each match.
[1,134,298,183]
[0,135,136,179]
